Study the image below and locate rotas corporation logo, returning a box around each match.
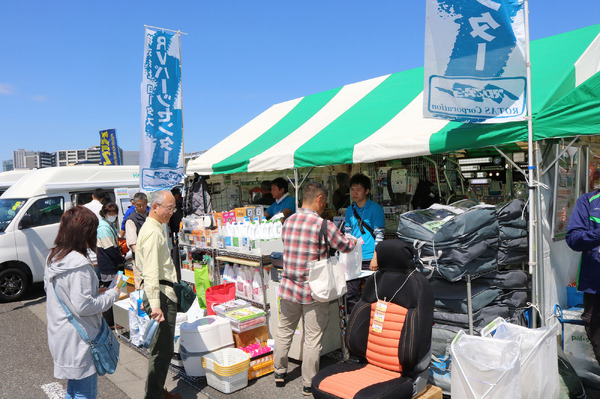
[141,168,183,190]
[436,82,518,104]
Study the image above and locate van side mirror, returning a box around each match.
[19,214,33,229]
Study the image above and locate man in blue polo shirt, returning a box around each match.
[344,173,385,313]
[265,177,296,222]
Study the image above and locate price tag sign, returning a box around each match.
[371,300,388,333]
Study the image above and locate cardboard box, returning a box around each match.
[245,207,256,219]
[414,385,442,399]
[235,207,247,222]
[214,212,223,227]
[223,211,236,224]
[232,324,269,348]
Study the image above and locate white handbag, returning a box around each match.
[338,238,362,280]
[308,220,347,302]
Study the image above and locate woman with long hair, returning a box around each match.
[44,206,120,399]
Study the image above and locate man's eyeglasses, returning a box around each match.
[157,203,175,213]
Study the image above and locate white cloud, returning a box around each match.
[0,83,15,95]
[31,94,47,102]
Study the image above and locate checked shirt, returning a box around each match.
[279,207,355,304]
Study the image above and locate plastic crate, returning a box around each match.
[202,348,250,393]
[248,352,274,380]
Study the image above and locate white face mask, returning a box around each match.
[106,215,117,223]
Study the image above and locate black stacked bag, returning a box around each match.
[397,199,531,394]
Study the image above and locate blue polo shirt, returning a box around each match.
[345,199,385,260]
[266,194,296,219]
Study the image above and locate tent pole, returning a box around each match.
[523,0,538,328]
[535,142,546,326]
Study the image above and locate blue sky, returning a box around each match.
[1,1,599,166]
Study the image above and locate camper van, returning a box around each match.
[0,169,32,197]
[0,165,139,301]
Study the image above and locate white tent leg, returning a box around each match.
[286,167,315,210]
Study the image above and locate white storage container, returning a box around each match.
[180,316,234,353]
[180,342,233,377]
[202,348,251,393]
[179,316,234,376]
[171,312,191,367]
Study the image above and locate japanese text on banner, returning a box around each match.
[99,129,122,165]
[140,28,184,190]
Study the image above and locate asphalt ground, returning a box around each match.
[2,284,600,399]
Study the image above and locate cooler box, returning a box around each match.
[112,298,131,332]
[179,316,234,376]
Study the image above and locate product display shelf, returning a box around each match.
[215,249,271,311]
[178,244,220,284]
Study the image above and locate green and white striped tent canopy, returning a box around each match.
[187,24,600,176]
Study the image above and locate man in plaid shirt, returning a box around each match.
[274,182,356,396]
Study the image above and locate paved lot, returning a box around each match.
[3,284,600,399]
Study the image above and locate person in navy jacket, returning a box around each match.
[566,190,600,364]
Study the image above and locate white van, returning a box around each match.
[0,165,139,301]
[0,169,33,197]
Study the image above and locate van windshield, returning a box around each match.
[0,199,27,232]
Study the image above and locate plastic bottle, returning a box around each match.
[224,223,233,250]
[233,264,244,297]
[239,221,248,251]
[232,222,240,250]
[223,263,234,283]
[273,219,283,239]
[266,220,274,240]
[242,267,253,300]
[252,268,263,304]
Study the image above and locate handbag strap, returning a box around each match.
[352,205,376,239]
[317,219,330,261]
[52,282,93,345]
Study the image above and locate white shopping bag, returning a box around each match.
[338,237,362,280]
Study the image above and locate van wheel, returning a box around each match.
[0,267,30,302]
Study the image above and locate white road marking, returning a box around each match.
[41,382,66,399]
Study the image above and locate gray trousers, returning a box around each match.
[143,292,177,399]
[274,299,329,388]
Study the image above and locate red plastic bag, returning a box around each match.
[205,283,236,315]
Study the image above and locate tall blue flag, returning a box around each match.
[99,129,122,165]
[424,0,526,123]
[140,28,184,190]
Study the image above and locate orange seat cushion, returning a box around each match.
[317,364,402,399]
[366,302,407,372]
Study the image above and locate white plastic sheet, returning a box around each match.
[482,318,559,399]
[450,330,521,399]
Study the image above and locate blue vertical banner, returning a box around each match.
[140,27,184,190]
[99,128,122,165]
[424,0,526,123]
